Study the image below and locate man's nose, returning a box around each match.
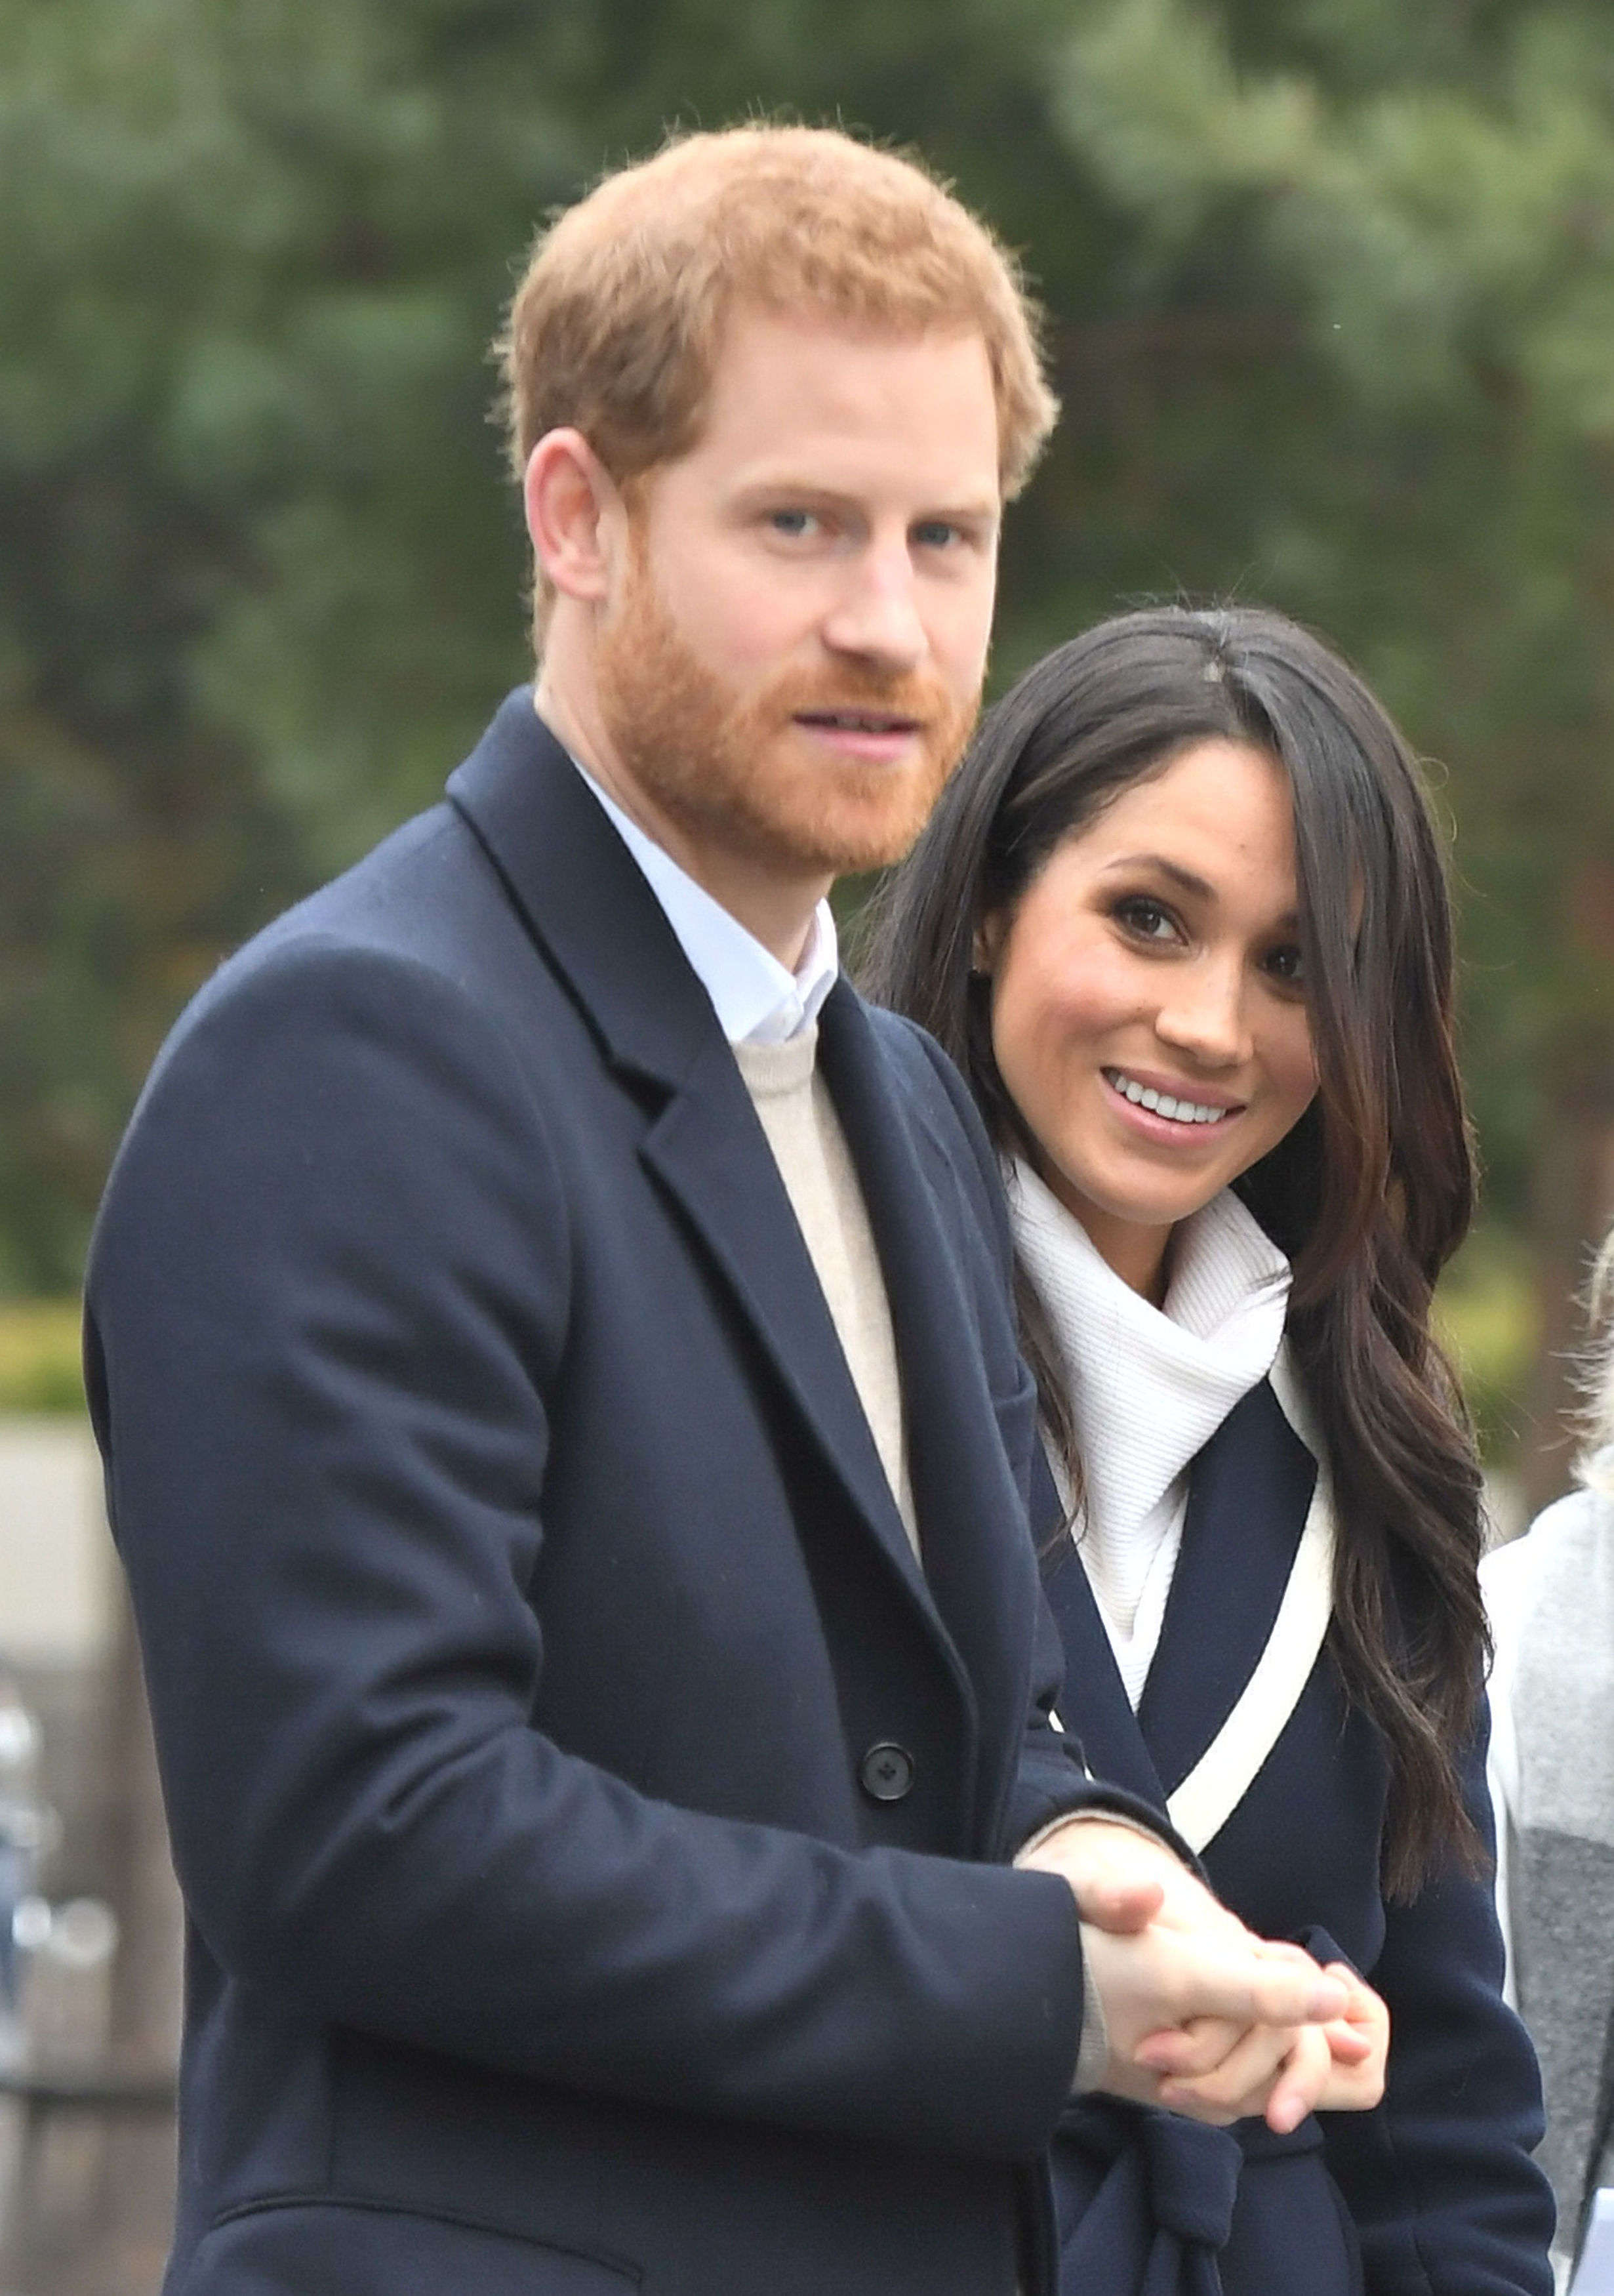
[820,546,927,672]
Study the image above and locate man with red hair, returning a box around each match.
[87,127,1356,2296]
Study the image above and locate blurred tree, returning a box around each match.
[0,0,1087,1289]
[0,0,1609,1498]
[0,0,576,1286]
[1034,0,1614,1494]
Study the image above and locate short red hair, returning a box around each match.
[497,124,1058,536]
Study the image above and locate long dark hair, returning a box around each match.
[860,604,1484,1898]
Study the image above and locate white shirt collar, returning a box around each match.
[568,751,839,1048]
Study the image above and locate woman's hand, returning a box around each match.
[1138,1950,1387,2130]
[1307,1961,1388,2110]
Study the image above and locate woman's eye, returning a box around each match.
[1264,943,1306,988]
[1113,896,1178,943]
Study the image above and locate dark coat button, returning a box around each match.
[858,1742,916,1803]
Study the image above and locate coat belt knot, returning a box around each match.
[1055,2099,1243,2296]
[1140,2111,1242,2246]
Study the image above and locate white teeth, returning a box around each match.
[1108,1071,1231,1126]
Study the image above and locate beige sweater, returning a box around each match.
[733,1030,918,1560]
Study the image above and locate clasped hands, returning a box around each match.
[1019,1819,1388,2133]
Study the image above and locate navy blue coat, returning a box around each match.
[1041,1379,1556,2296]
[85,695,1146,2296]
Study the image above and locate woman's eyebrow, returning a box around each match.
[1099,853,1215,900]
[1097,852,1302,931]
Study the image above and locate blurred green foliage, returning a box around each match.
[0,1298,86,1413]
[1434,1227,1541,1464]
[0,0,1611,1346]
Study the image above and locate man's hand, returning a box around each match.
[1018,1820,1352,2129]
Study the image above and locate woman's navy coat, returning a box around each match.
[1039,1376,1556,2296]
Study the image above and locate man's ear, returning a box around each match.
[523,428,628,604]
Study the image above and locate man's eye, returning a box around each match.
[768,510,820,539]
[1113,897,1177,942]
[912,520,961,550]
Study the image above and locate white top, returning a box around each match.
[1574,2190,1614,2294]
[569,748,837,1046]
[1479,1527,1528,2005]
[1010,1164,1293,1706]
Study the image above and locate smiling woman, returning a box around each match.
[976,738,1319,1300]
[862,604,1555,2296]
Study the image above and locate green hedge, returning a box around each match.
[1433,1230,1540,1466]
[0,1244,1541,1452]
[0,1301,86,1415]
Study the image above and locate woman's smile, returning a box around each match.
[980,739,1318,1297]
[1100,1065,1243,1131]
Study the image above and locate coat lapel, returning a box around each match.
[637,1036,940,1618]
[1135,1379,1317,1799]
[817,987,1069,1827]
[1041,1530,1171,1812]
[446,695,956,1647]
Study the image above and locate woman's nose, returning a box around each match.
[1154,960,1251,1067]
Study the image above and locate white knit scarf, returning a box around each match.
[1010,1160,1292,1706]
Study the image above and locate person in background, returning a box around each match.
[864,603,1556,2295]
[1484,1229,1614,2290]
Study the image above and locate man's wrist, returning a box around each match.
[1072,1930,1111,2093]
[1015,1814,1167,2097]
[1013,1807,1167,1864]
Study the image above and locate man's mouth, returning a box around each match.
[790,708,927,762]
[793,709,923,735]
[1103,1068,1240,1127]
